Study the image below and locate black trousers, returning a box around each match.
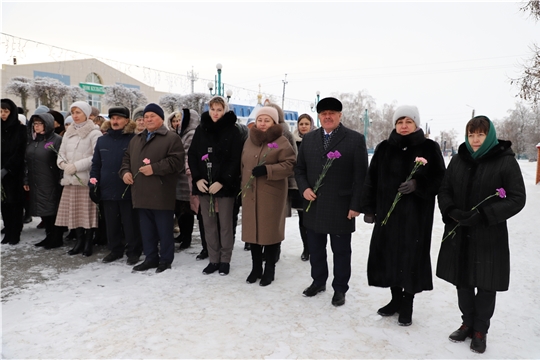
[306,229,352,293]
[103,200,142,258]
[1,201,24,242]
[457,286,497,334]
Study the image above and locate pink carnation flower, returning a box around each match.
[89,178,98,185]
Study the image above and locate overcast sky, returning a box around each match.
[2,1,539,139]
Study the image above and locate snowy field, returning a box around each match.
[1,159,539,359]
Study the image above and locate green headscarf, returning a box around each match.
[465,117,499,159]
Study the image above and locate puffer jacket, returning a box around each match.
[25,113,63,216]
[57,120,102,186]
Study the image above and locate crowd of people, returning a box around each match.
[1,95,526,354]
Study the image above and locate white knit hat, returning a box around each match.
[393,105,420,128]
[70,101,92,119]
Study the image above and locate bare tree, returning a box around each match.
[495,102,538,159]
[159,93,182,114]
[369,102,398,147]
[433,129,459,154]
[4,76,33,116]
[179,93,211,115]
[65,86,88,104]
[513,1,540,106]
[31,77,69,109]
[103,84,147,114]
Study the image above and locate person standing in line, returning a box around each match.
[132,107,145,134]
[188,96,243,276]
[360,105,446,326]
[168,109,200,250]
[55,101,102,257]
[295,97,368,307]
[120,103,184,273]
[241,107,296,286]
[24,112,64,249]
[1,98,27,245]
[291,113,316,261]
[437,115,525,354]
[90,106,143,266]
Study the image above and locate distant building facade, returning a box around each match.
[1,58,168,116]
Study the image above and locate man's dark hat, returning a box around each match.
[108,106,130,119]
[316,97,342,113]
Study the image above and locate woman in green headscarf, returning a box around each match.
[436,115,526,354]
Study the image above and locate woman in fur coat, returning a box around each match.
[241,106,296,286]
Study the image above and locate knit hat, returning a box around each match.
[143,103,164,120]
[108,106,130,119]
[34,105,50,115]
[65,116,74,125]
[70,101,92,119]
[316,97,342,113]
[133,106,144,121]
[392,105,420,128]
[256,107,279,124]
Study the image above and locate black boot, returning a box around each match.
[378,287,403,316]
[246,244,263,284]
[398,292,414,326]
[82,228,94,257]
[45,225,64,249]
[178,212,194,249]
[35,216,54,247]
[300,222,309,261]
[260,244,279,286]
[68,228,85,255]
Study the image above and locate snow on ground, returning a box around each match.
[1,160,539,359]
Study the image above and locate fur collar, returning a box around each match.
[200,110,237,133]
[64,120,100,139]
[101,120,137,134]
[388,128,426,149]
[249,124,283,146]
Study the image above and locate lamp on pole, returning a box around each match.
[466,104,475,119]
[226,89,233,103]
[310,91,321,127]
[363,109,371,147]
[208,63,225,96]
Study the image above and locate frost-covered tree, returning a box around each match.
[65,86,88,104]
[331,91,377,146]
[159,93,182,114]
[103,84,147,114]
[495,102,539,159]
[4,76,32,116]
[179,93,211,115]
[433,129,458,154]
[369,102,398,147]
[512,1,540,106]
[31,77,69,110]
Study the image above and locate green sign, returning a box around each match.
[79,82,105,94]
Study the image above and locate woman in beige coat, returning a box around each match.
[241,107,296,286]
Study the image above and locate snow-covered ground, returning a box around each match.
[1,159,539,359]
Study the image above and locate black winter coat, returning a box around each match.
[1,98,27,204]
[188,111,243,198]
[90,121,136,201]
[359,129,446,294]
[25,113,62,216]
[295,124,368,234]
[436,141,526,292]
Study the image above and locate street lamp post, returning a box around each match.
[208,63,226,97]
[363,108,370,147]
[310,91,321,126]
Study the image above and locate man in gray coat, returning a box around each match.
[120,103,184,273]
[295,97,368,306]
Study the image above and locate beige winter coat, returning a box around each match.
[241,125,296,245]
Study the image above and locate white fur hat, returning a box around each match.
[393,105,420,128]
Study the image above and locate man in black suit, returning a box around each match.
[294,97,368,306]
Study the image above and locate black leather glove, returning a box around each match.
[252,165,267,178]
[398,179,416,194]
[448,208,467,221]
[363,214,375,224]
[459,209,482,226]
[89,185,101,204]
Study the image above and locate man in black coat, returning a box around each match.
[295,97,368,306]
[90,106,142,265]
